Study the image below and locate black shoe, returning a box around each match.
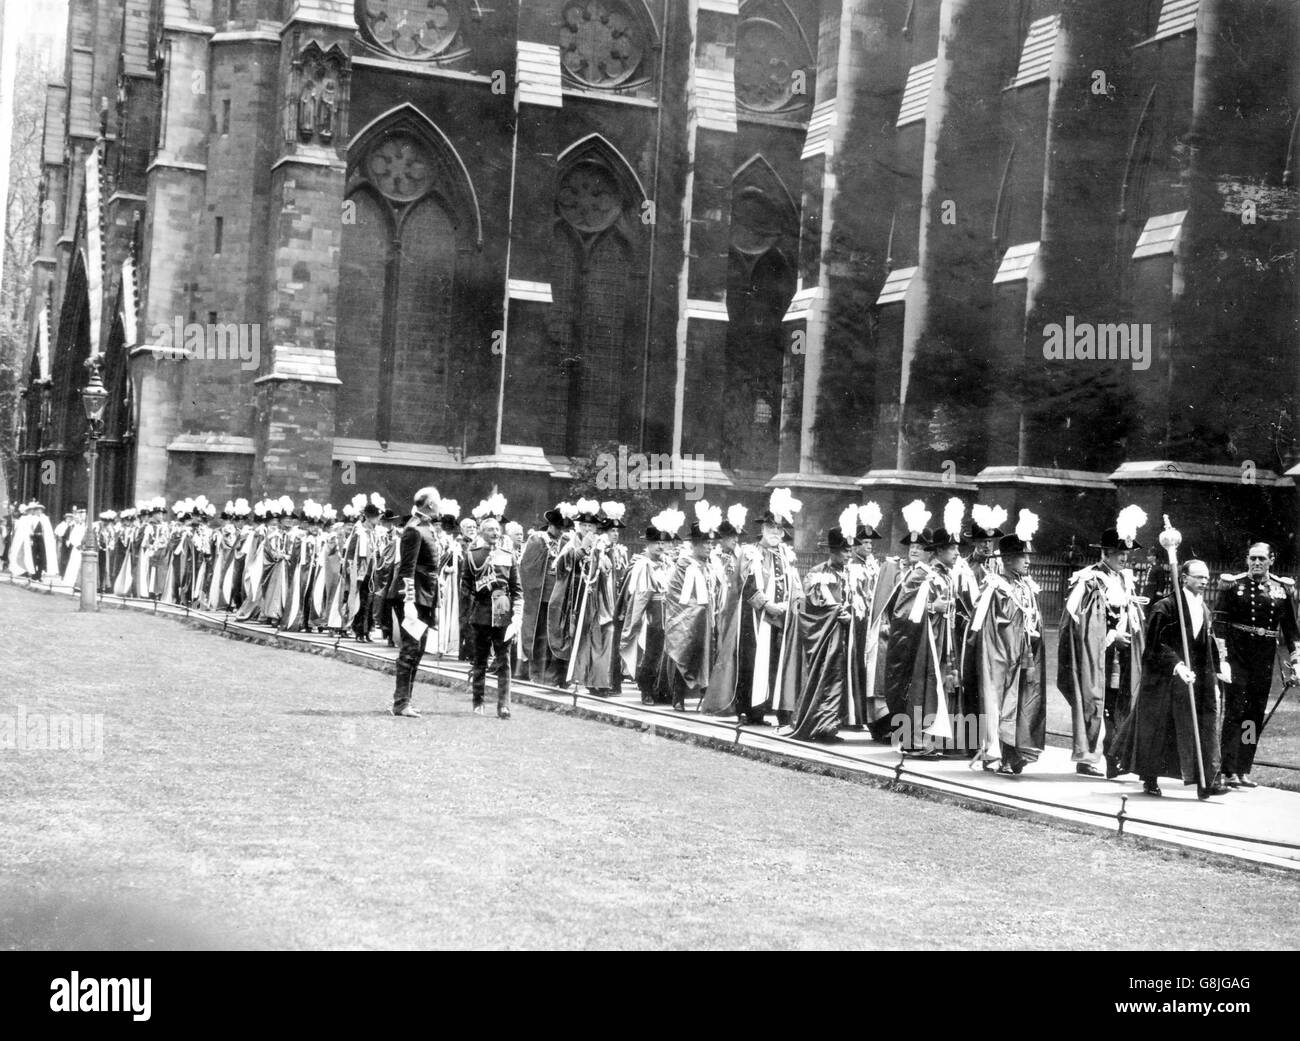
[1105,757,1122,779]
[1076,763,1104,777]
[497,706,511,719]
[671,701,686,712]
[1142,778,1162,796]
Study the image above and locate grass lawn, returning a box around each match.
[2,583,1299,950]
[1040,628,1300,793]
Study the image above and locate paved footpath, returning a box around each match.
[9,574,1300,872]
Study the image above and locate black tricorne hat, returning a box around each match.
[543,507,566,529]
[756,509,793,533]
[1092,528,1141,552]
[965,523,1004,541]
[825,526,852,552]
[994,532,1034,556]
[855,523,882,544]
[926,528,964,550]
[686,521,713,542]
[900,527,933,547]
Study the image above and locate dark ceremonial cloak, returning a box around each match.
[1115,592,1223,785]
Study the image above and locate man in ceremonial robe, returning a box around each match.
[434,504,463,657]
[853,514,897,740]
[8,501,57,580]
[662,521,718,711]
[1116,559,1230,799]
[374,510,401,646]
[969,527,1046,773]
[235,504,269,621]
[619,522,673,705]
[1058,522,1146,777]
[566,521,617,695]
[787,526,864,743]
[520,508,568,686]
[343,500,380,641]
[700,512,747,716]
[600,504,630,695]
[548,502,603,689]
[735,511,802,726]
[883,527,960,756]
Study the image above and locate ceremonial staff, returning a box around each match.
[1159,516,1208,791]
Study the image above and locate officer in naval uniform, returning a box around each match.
[462,500,522,719]
[1216,542,1300,788]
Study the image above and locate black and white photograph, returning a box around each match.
[1,0,1298,976]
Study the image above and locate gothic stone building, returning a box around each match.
[16,0,1300,559]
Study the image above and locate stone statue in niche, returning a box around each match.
[316,80,336,141]
[298,84,317,142]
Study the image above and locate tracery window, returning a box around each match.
[337,114,479,445]
[735,0,813,116]
[558,1,654,91]
[356,0,470,63]
[548,139,646,455]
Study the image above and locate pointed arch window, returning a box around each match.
[356,1,471,64]
[548,136,647,456]
[337,109,482,446]
[724,155,799,471]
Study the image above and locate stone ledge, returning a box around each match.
[855,469,979,491]
[462,445,557,473]
[768,471,861,491]
[976,465,1115,490]
[167,434,256,455]
[1109,460,1281,486]
[332,439,463,470]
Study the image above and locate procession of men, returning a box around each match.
[5,484,1298,801]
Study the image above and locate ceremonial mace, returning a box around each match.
[1159,516,1208,791]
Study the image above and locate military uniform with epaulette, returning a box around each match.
[1216,569,1300,782]
[462,539,523,717]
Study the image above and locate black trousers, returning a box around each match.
[351,581,372,637]
[471,623,512,708]
[379,595,401,643]
[393,603,435,711]
[1222,650,1276,775]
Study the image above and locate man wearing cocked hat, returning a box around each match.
[1057,507,1148,778]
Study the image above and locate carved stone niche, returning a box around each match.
[355,0,472,64]
[288,39,352,147]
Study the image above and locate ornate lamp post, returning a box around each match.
[78,355,109,611]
